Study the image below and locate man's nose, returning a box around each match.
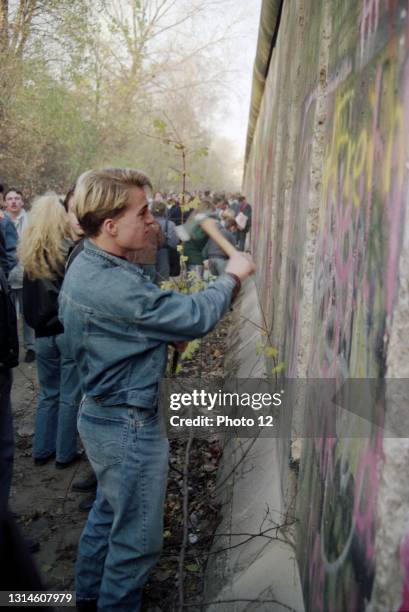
[146,211,155,224]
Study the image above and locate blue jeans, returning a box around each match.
[33,334,81,462]
[0,370,13,510]
[76,397,169,611]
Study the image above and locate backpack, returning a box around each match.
[0,270,19,369]
[165,219,180,277]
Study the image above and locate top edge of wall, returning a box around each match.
[244,0,284,167]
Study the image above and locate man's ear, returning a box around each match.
[103,218,118,236]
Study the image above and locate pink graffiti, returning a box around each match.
[353,432,383,562]
[309,534,325,612]
[360,0,408,60]
[360,0,381,60]
[314,434,337,482]
[313,50,409,379]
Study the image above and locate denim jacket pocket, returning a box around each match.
[133,406,158,427]
[78,412,128,467]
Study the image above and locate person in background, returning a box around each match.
[183,200,213,279]
[0,262,19,510]
[168,197,183,226]
[5,189,28,234]
[203,217,238,276]
[0,185,10,276]
[5,189,36,362]
[128,219,165,283]
[220,207,236,226]
[0,257,41,555]
[0,209,18,277]
[20,193,82,468]
[152,200,179,283]
[235,195,252,252]
[63,186,86,265]
[0,222,9,275]
[213,196,228,219]
[228,193,240,218]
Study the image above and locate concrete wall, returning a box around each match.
[204,282,304,612]
[242,0,409,610]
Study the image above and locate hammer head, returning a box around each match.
[175,211,214,242]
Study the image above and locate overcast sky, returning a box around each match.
[214,2,262,158]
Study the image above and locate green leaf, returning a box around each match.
[272,362,286,374]
[186,564,200,572]
[181,339,200,360]
[265,346,279,358]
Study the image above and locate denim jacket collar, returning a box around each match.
[83,239,144,276]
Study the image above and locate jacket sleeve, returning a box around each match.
[133,274,236,343]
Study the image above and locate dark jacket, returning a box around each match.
[66,239,85,271]
[23,274,64,337]
[168,203,182,226]
[184,226,208,265]
[0,226,9,276]
[22,239,84,338]
[0,267,19,369]
[0,216,18,275]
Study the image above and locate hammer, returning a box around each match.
[175,212,238,257]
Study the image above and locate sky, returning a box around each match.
[214,1,263,159]
[94,0,263,187]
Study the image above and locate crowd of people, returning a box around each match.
[0,171,254,611]
[129,189,253,283]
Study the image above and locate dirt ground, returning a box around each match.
[9,316,231,611]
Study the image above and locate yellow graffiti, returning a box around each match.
[323,90,353,206]
[352,130,367,209]
[322,60,407,216]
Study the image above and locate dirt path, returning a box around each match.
[10,315,231,610]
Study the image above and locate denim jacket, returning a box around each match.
[59,240,236,408]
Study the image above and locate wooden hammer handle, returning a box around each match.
[200,217,238,258]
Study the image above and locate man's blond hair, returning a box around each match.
[73,168,152,237]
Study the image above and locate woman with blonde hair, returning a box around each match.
[19,192,82,467]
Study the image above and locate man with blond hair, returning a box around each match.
[59,167,255,612]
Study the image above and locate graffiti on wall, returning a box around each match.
[299,1,409,610]
[311,55,408,380]
[244,0,409,610]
